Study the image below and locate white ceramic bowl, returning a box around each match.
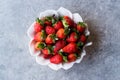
[27,7,92,70]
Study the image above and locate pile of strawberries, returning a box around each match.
[33,15,87,64]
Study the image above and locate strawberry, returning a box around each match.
[43,54,53,59]
[53,40,66,54]
[45,26,55,35]
[42,48,50,55]
[68,53,77,62]
[45,34,56,44]
[54,21,63,30]
[34,18,44,32]
[50,54,63,64]
[77,22,86,33]
[73,23,77,28]
[34,30,46,42]
[56,28,66,39]
[44,16,56,26]
[66,32,78,42]
[62,16,73,28]
[34,42,46,50]
[42,47,53,59]
[62,43,77,53]
[44,21,52,26]
[79,34,87,43]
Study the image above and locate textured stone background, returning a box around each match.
[0,0,120,80]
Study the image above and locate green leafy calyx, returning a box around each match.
[37,42,46,49]
[36,18,44,26]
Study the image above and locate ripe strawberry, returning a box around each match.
[42,48,50,55]
[62,43,77,53]
[56,28,66,39]
[68,53,77,62]
[77,22,86,33]
[45,26,55,35]
[34,18,44,32]
[34,30,46,42]
[44,21,52,26]
[44,16,56,26]
[45,34,56,44]
[50,54,63,64]
[34,42,46,50]
[79,34,87,43]
[62,16,73,28]
[53,40,66,54]
[73,23,77,28]
[54,21,63,30]
[66,32,78,42]
[42,47,52,59]
[43,54,53,59]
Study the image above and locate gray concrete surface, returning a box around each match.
[0,0,120,80]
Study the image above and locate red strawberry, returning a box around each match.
[53,40,66,54]
[54,21,63,30]
[34,18,44,32]
[73,23,77,28]
[44,16,56,26]
[68,53,77,62]
[62,43,77,53]
[45,34,56,44]
[62,16,73,28]
[45,26,55,34]
[34,30,46,42]
[34,22,43,32]
[50,54,63,64]
[34,42,45,50]
[44,21,52,26]
[66,32,78,42]
[43,54,53,59]
[79,34,87,43]
[77,22,86,33]
[42,48,52,59]
[42,48,50,55]
[56,28,66,39]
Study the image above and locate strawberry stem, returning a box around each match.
[64,28,70,35]
[62,19,69,28]
[36,18,44,26]
[63,56,68,62]
[59,51,68,62]
[78,22,86,27]
[77,42,84,50]
[41,30,46,39]
[37,42,46,49]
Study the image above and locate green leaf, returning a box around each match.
[51,18,56,25]
[37,42,46,49]
[77,42,84,47]
[77,42,84,50]
[45,16,52,21]
[58,51,68,62]
[64,28,70,35]
[47,45,54,54]
[59,16,63,20]
[63,56,68,62]
[72,28,79,34]
[36,18,44,26]
[78,22,86,27]
[49,34,56,42]
[36,18,40,23]
[41,30,46,39]
[62,19,69,28]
